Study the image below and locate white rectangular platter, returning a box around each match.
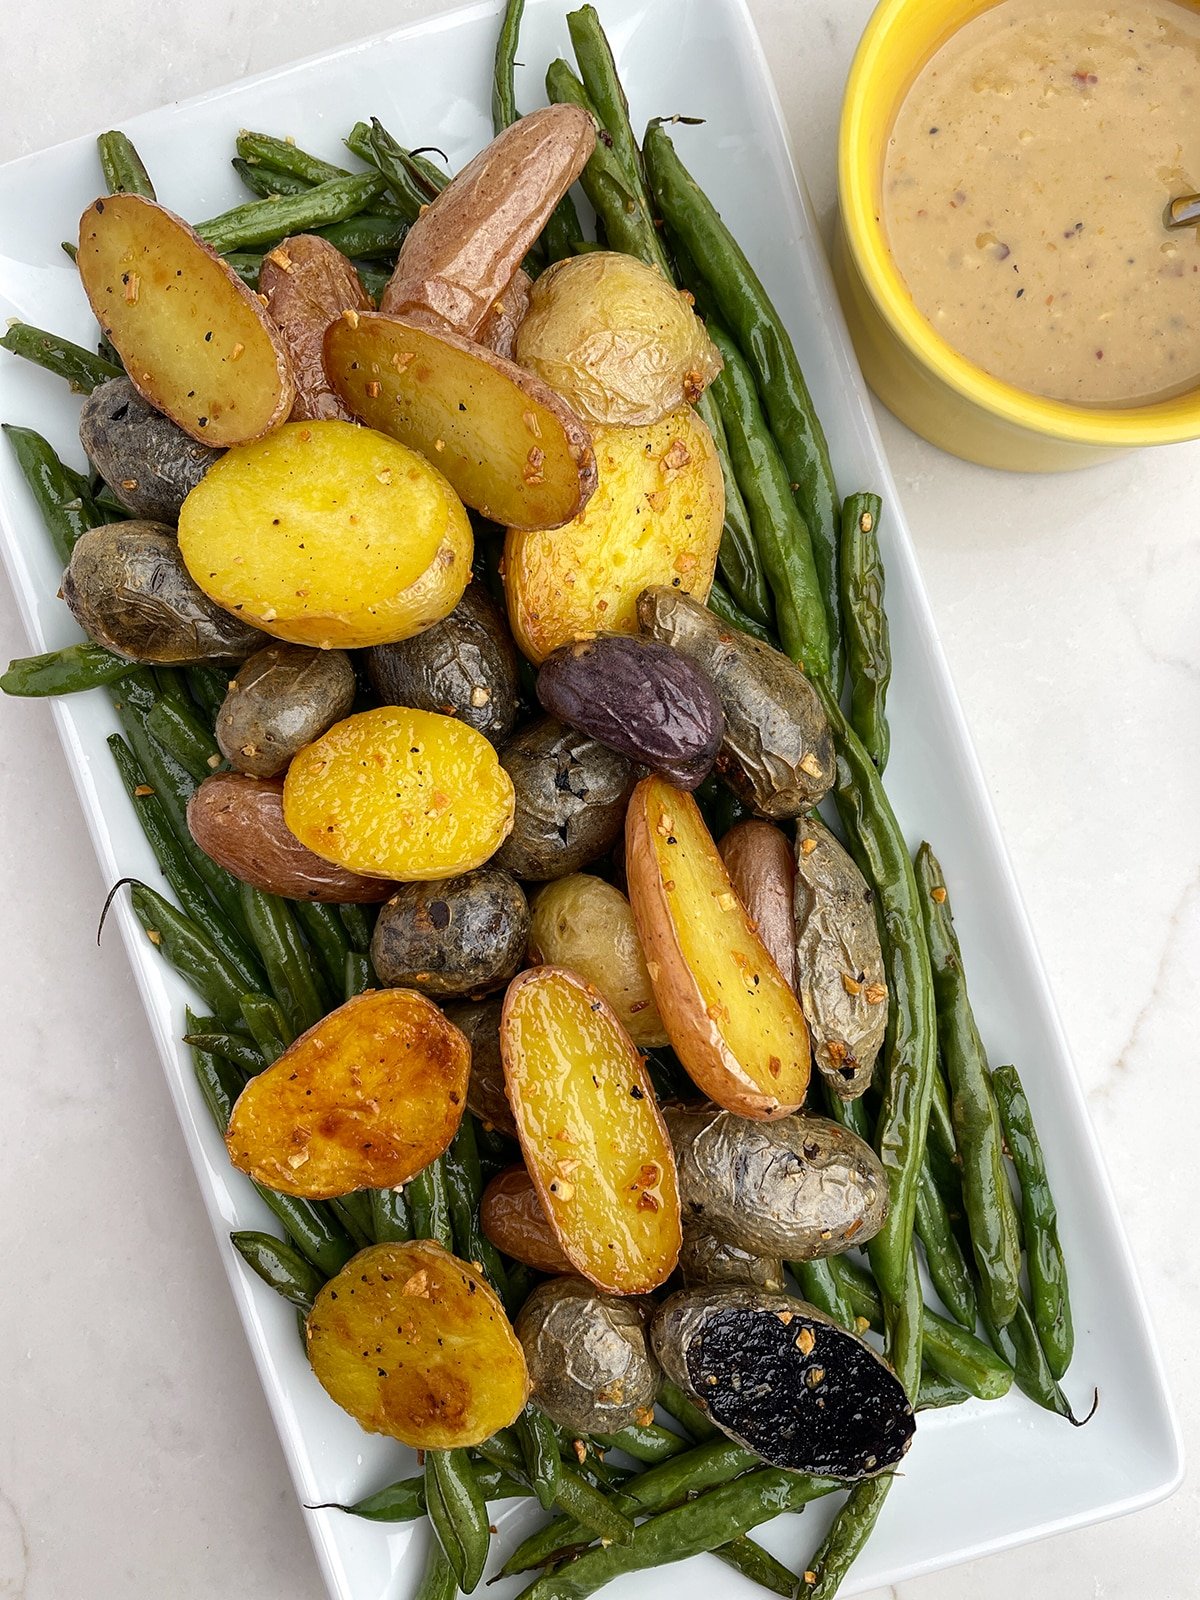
[0,0,1182,1595]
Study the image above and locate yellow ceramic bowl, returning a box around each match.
[835,0,1200,472]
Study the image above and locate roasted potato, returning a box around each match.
[638,588,835,818]
[441,996,517,1136]
[625,777,810,1119]
[478,269,531,361]
[504,409,724,663]
[370,869,529,998]
[650,1288,915,1478]
[307,1240,529,1449]
[515,253,722,425]
[215,642,356,777]
[380,106,594,338]
[178,419,472,650]
[325,311,597,531]
[366,583,520,745]
[187,773,392,902]
[665,1105,887,1259]
[76,194,294,445]
[283,707,515,881]
[63,520,264,663]
[225,990,469,1197]
[677,1221,785,1293]
[516,1276,658,1434]
[527,874,667,1047]
[481,1165,572,1273]
[78,376,222,522]
[536,634,724,791]
[494,717,636,881]
[794,816,887,1099]
[501,966,682,1294]
[718,820,797,991]
[259,234,372,421]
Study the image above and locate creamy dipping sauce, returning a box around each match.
[883,0,1200,404]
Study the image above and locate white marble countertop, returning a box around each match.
[0,1,1195,1595]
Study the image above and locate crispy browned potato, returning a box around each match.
[379,106,594,338]
[259,234,372,421]
[306,1240,529,1449]
[187,773,392,902]
[625,776,810,1120]
[76,194,294,445]
[501,966,681,1294]
[225,990,468,1197]
[480,1165,573,1274]
[478,269,531,360]
[718,820,797,991]
[325,312,597,530]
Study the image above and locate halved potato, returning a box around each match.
[177,420,472,649]
[225,990,468,1198]
[283,706,515,881]
[504,408,724,663]
[324,311,596,530]
[306,1240,529,1448]
[501,966,681,1294]
[76,194,294,446]
[625,776,810,1119]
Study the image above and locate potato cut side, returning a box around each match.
[324,311,597,530]
[225,990,468,1197]
[625,776,810,1119]
[307,1241,529,1448]
[501,966,681,1294]
[178,420,472,650]
[504,408,724,663]
[76,194,294,446]
[283,706,515,881]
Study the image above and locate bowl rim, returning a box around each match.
[838,0,1200,447]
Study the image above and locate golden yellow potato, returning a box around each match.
[504,408,724,663]
[515,252,723,425]
[177,420,472,650]
[283,707,515,881]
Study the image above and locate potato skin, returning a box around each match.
[367,584,520,745]
[638,587,835,818]
[259,234,372,421]
[677,1221,784,1293]
[516,1276,658,1434]
[441,996,517,1136]
[216,642,356,777]
[536,634,724,791]
[64,520,264,663]
[494,717,636,881]
[79,377,222,522]
[794,816,887,1099]
[664,1105,888,1259]
[187,773,392,901]
[718,820,797,990]
[481,1166,572,1273]
[527,875,667,1047]
[478,269,531,361]
[370,869,529,998]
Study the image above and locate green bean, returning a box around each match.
[916,844,1022,1329]
[444,1116,510,1301]
[292,899,353,994]
[516,1407,562,1511]
[545,189,589,264]
[316,214,408,259]
[716,1537,798,1598]
[235,131,349,186]
[231,1230,325,1312]
[182,1029,265,1075]
[566,7,646,203]
[493,0,526,131]
[703,580,773,645]
[344,951,375,1000]
[593,1419,689,1464]
[0,322,122,394]
[840,493,891,771]
[414,1538,457,1600]
[145,696,221,783]
[426,1449,491,1592]
[224,252,263,289]
[338,903,374,953]
[656,1378,718,1441]
[231,157,310,200]
[697,391,773,628]
[153,665,193,715]
[238,884,326,1037]
[791,1258,856,1329]
[354,120,445,222]
[195,173,386,254]
[239,992,292,1059]
[314,1463,531,1521]
[3,424,108,562]
[644,122,843,688]
[914,1164,978,1330]
[982,1297,1091,1422]
[185,666,229,725]
[479,1431,634,1547]
[408,1157,453,1249]
[186,1008,245,1128]
[916,1371,971,1411]
[2,642,134,697]
[125,880,252,1028]
[992,1064,1073,1377]
[97,130,156,198]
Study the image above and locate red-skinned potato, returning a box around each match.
[480,1165,573,1274]
[718,820,798,991]
[259,234,372,421]
[478,269,532,360]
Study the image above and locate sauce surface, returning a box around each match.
[883,0,1200,404]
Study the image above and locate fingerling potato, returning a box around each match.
[441,997,517,1137]
[494,718,636,881]
[677,1221,785,1293]
[480,1165,572,1273]
[478,269,531,361]
[216,643,357,777]
[79,376,222,522]
[718,820,797,991]
[370,869,529,998]
[516,1276,658,1434]
[259,234,372,421]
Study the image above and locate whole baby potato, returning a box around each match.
[718,820,797,990]
[515,252,723,425]
[527,874,667,1047]
[677,1220,784,1294]
[79,376,222,522]
[367,584,520,744]
[259,234,371,422]
[216,642,356,778]
[516,1275,659,1434]
[536,634,724,791]
[440,996,516,1135]
[478,270,532,362]
[481,1165,572,1273]
[64,520,264,663]
[494,717,637,881]
[370,869,529,998]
